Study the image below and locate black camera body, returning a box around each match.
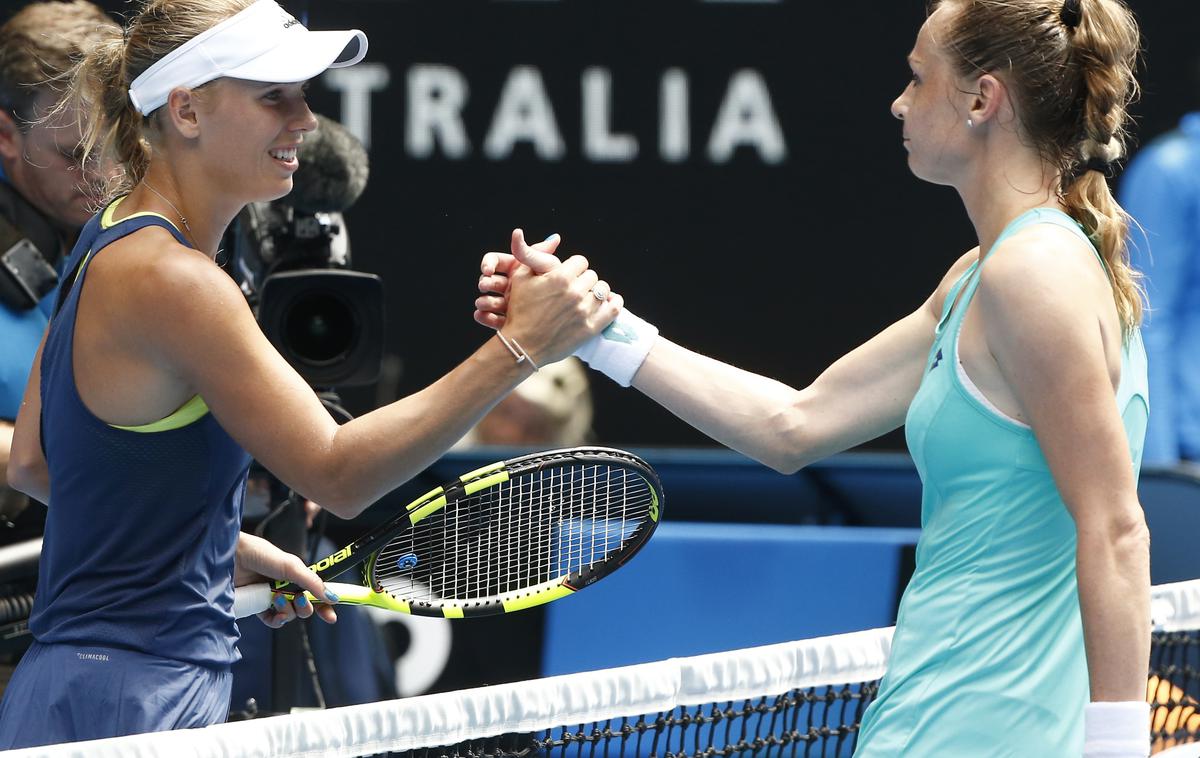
[0,185,58,312]
[0,237,57,312]
[226,201,384,388]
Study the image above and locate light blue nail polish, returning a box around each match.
[543,233,559,243]
[296,594,308,607]
[274,595,287,609]
[324,590,340,603]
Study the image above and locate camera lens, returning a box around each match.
[283,291,357,365]
[260,269,384,386]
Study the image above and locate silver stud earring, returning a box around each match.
[966,118,975,128]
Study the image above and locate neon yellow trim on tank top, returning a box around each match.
[100,196,181,231]
[93,197,205,432]
[110,394,210,433]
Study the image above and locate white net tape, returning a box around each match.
[2,626,892,758]
[6,579,1197,758]
[1153,579,1200,634]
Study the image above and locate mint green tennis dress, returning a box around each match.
[854,208,1149,757]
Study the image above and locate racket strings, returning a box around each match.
[377,467,655,600]
[373,464,655,604]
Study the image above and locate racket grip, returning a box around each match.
[232,582,274,619]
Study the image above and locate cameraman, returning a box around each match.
[0,1,116,538]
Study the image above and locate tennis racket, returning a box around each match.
[233,446,662,619]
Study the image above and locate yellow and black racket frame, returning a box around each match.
[272,446,663,618]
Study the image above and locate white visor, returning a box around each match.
[128,0,367,116]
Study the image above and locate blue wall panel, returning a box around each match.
[543,523,920,675]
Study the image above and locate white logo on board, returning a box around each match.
[324,64,787,164]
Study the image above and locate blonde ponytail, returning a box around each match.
[64,33,150,200]
[57,0,257,201]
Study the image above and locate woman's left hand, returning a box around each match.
[499,229,622,366]
[474,234,565,330]
[234,532,338,627]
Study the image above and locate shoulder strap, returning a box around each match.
[53,211,191,319]
[1027,208,1105,270]
[935,260,979,336]
[983,207,1102,268]
[939,208,1108,338]
[0,199,24,253]
[93,211,191,251]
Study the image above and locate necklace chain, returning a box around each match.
[141,179,195,244]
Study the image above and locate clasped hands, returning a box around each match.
[474,229,622,365]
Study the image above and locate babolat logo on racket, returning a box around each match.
[274,542,350,590]
[313,545,353,573]
[272,545,353,586]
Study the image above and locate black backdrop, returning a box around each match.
[67,0,1200,703]
[93,0,1200,450]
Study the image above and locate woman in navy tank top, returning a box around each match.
[2,0,618,749]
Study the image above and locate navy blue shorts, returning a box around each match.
[0,641,231,749]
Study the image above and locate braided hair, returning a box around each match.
[932,0,1144,332]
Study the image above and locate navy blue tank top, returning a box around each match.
[32,199,251,668]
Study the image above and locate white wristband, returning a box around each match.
[573,308,658,387]
[1083,701,1150,758]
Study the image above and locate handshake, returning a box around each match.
[471,229,658,387]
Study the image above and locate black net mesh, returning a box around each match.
[386,683,880,758]
[1150,629,1200,753]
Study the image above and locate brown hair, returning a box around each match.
[62,0,256,197]
[0,1,117,127]
[933,0,1144,331]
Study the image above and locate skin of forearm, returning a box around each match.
[1075,515,1151,702]
[633,340,815,474]
[317,338,534,517]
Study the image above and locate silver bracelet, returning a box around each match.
[495,331,540,371]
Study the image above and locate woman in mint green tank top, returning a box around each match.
[477,0,1152,755]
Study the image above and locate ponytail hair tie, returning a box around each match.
[1060,0,1083,29]
[1082,156,1114,178]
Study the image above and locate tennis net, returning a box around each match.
[9,579,1199,758]
[1151,579,1200,754]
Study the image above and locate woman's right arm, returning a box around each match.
[479,248,979,472]
[124,231,615,520]
[630,304,937,473]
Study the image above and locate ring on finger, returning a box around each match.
[591,284,608,301]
